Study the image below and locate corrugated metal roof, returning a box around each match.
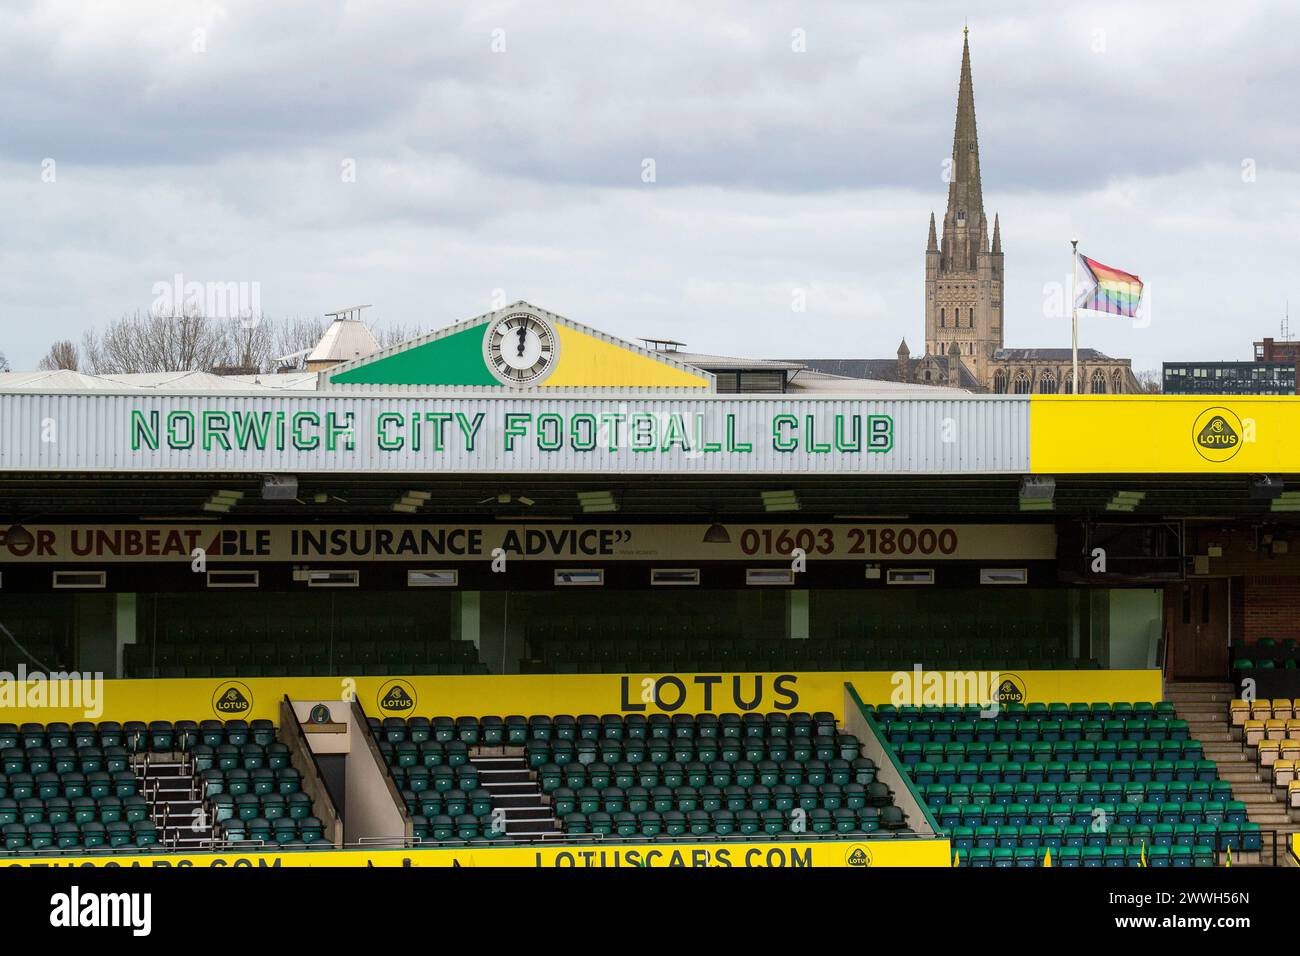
[664,351,807,372]
[789,369,970,395]
[0,371,319,393]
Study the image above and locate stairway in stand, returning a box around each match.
[1166,680,1299,866]
[135,755,219,851]
[469,754,562,838]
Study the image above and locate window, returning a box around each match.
[1091,370,1107,394]
[555,569,604,586]
[746,569,795,586]
[1038,370,1058,394]
[886,569,935,585]
[980,568,1028,585]
[1013,370,1032,394]
[407,570,458,587]
[993,369,1008,393]
[207,570,259,589]
[53,571,106,590]
[651,569,700,586]
[305,570,359,588]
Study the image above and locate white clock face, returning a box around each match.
[483,312,558,386]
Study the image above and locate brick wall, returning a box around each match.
[1243,576,1300,642]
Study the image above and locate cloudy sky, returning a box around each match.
[1,0,1297,372]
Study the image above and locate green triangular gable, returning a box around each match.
[330,322,495,386]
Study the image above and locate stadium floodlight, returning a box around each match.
[1018,476,1055,511]
[577,491,618,513]
[761,490,799,513]
[1018,476,1055,500]
[261,475,299,500]
[1105,491,1145,512]
[1251,475,1284,500]
[1270,491,1300,512]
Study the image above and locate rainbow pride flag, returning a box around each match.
[1074,253,1144,317]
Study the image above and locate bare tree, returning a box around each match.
[36,340,80,371]
[1134,368,1162,394]
[215,316,276,374]
[82,308,232,374]
[270,315,329,369]
[374,323,418,349]
[75,310,420,375]
[0,352,9,372]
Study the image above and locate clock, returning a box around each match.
[482,311,559,386]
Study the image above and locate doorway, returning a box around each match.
[1164,580,1230,679]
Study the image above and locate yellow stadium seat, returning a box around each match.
[1259,741,1281,768]
[1230,699,1251,727]
[1266,719,1289,740]
[1251,701,1273,720]
[1273,699,1295,721]
[1273,759,1296,788]
[1289,780,1300,809]
[1244,720,1266,747]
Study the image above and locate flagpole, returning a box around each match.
[1070,238,1079,394]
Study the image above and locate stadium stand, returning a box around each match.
[1230,638,1300,673]
[1224,690,1300,847]
[370,711,906,842]
[0,719,327,854]
[524,633,1096,674]
[869,700,1260,866]
[124,636,487,678]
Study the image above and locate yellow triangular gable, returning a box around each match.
[324,301,712,391]
[546,324,710,389]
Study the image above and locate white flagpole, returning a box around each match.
[1071,238,1079,394]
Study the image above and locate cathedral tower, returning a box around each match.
[925,29,1004,385]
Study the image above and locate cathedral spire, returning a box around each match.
[927,212,938,251]
[992,212,1001,253]
[939,26,987,273]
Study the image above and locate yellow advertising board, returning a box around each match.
[1030,394,1300,474]
[0,669,1163,725]
[2,838,951,868]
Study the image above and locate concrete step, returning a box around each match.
[481,782,543,796]
[492,794,546,809]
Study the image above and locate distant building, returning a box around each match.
[799,31,1138,394]
[1163,361,1297,395]
[1254,337,1300,364]
[306,318,380,372]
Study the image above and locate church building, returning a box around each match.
[804,30,1138,394]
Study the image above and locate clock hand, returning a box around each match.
[516,325,527,357]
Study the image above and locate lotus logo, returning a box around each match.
[994,674,1026,705]
[1193,407,1244,462]
[378,679,417,716]
[211,681,253,718]
[845,844,873,867]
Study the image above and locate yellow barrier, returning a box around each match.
[2,839,951,868]
[0,669,1163,724]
